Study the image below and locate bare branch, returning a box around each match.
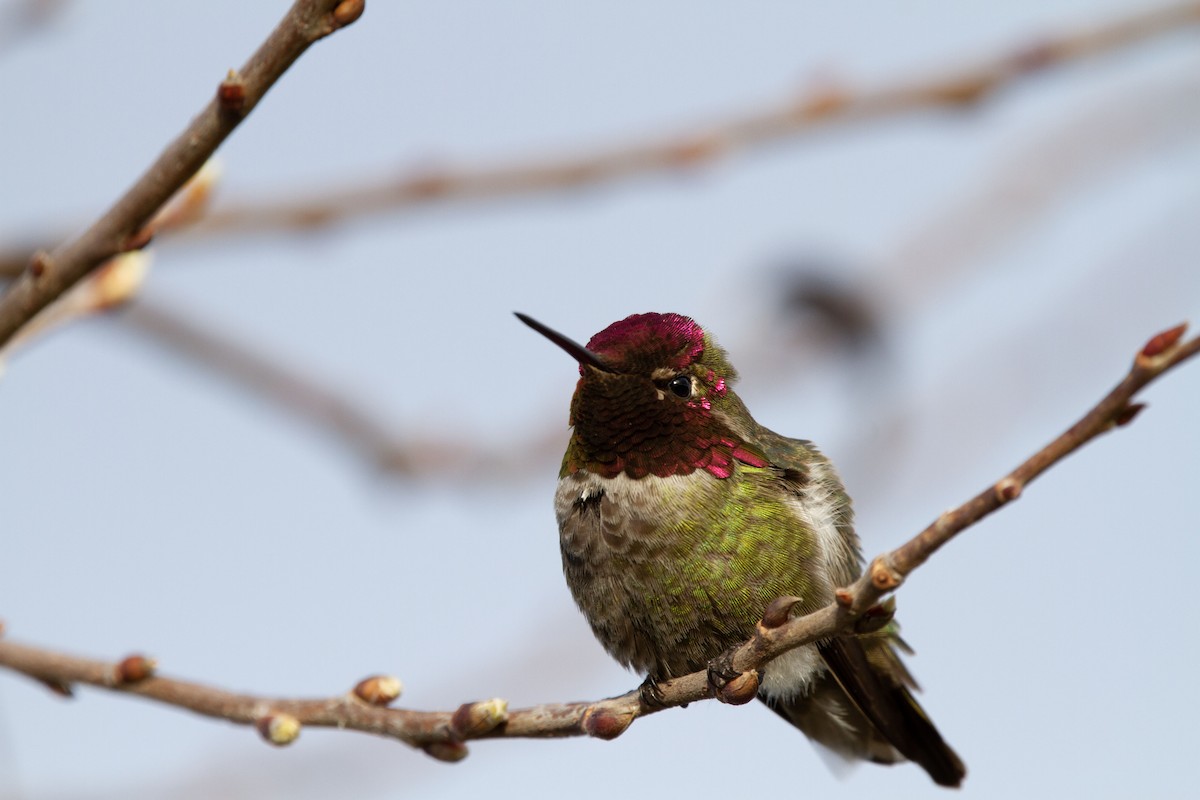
[2,323,1195,755]
[0,0,365,346]
[0,0,1195,274]
[115,298,567,479]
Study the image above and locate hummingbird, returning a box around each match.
[517,311,965,787]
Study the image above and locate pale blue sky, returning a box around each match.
[2,2,1198,798]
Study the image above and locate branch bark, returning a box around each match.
[0,0,1195,274]
[0,0,365,346]
[1,323,1195,756]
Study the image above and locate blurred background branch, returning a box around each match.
[0,0,1196,274]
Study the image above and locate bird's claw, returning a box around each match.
[706,649,740,697]
[638,676,669,709]
[705,648,760,705]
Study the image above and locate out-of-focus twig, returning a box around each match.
[0,0,68,55]
[751,60,1199,379]
[120,298,565,479]
[0,0,365,346]
[0,162,222,371]
[124,299,424,476]
[2,323,1195,756]
[1,0,1196,274]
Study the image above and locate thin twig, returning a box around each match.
[0,0,365,346]
[0,0,1195,275]
[1,324,1195,756]
[116,298,566,479]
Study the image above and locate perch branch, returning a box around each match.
[1,323,1196,754]
[0,0,365,346]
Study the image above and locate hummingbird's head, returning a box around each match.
[516,312,767,480]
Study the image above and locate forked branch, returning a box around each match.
[0,0,365,346]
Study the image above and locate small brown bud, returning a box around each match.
[761,595,803,628]
[423,740,469,762]
[1140,323,1187,359]
[217,69,246,113]
[582,706,635,740]
[667,136,723,167]
[28,250,51,279]
[39,677,74,697]
[120,227,154,253]
[869,558,902,591]
[833,588,854,608]
[716,670,760,705]
[994,477,1022,503]
[935,73,996,106]
[1114,402,1147,427]
[332,0,365,27]
[256,713,301,746]
[794,85,847,120]
[114,654,157,684]
[449,698,509,738]
[353,675,403,706]
[404,172,453,199]
[854,597,897,635]
[1011,41,1059,72]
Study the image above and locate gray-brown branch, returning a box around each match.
[0,0,365,346]
[1,323,1196,757]
[0,0,1196,273]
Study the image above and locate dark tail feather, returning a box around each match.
[761,679,907,770]
[818,637,966,788]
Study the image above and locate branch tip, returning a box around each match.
[581,706,635,740]
[833,588,854,608]
[449,698,509,738]
[761,595,804,628]
[256,712,301,746]
[352,674,402,706]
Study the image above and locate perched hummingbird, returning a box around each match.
[517,311,965,787]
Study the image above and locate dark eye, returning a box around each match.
[668,375,692,398]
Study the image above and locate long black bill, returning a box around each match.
[514,312,614,372]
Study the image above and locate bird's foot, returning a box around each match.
[638,676,670,709]
[706,648,760,705]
